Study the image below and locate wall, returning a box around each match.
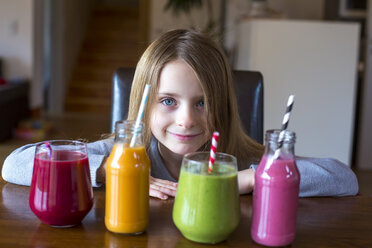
[149,0,222,41]
[47,0,94,114]
[63,0,94,90]
[33,0,94,113]
[268,0,324,19]
[0,0,33,101]
[149,0,325,61]
[0,0,326,110]
[0,0,93,111]
[224,0,325,61]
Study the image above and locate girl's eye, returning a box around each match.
[196,100,204,108]
[161,98,175,106]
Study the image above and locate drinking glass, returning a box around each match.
[29,140,94,227]
[172,152,240,244]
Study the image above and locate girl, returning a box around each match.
[2,29,358,200]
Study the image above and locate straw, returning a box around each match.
[130,84,151,147]
[44,141,52,159]
[208,131,219,173]
[274,95,295,159]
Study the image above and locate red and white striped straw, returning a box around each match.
[208,131,219,173]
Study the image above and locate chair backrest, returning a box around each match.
[111,67,264,144]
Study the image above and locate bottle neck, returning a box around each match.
[114,120,144,147]
[264,129,296,159]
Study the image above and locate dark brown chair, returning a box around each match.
[111,68,264,144]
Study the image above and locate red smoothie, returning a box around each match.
[29,151,93,227]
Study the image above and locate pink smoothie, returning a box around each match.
[29,151,93,227]
[251,155,300,246]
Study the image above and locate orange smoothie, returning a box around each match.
[105,143,150,234]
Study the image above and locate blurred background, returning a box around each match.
[0,0,371,171]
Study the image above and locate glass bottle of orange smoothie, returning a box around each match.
[105,120,150,234]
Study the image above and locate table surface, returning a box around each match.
[1,171,372,248]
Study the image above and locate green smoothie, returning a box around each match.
[172,163,240,244]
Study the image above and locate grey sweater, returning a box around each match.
[1,138,359,197]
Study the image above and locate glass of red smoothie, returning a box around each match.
[173,152,240,244]
[29,140,94,227]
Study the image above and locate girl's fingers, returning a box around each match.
[150,176,177,185]
[149,187,169,200]
[151,180,177,191]
[149,176,178,199]
[150,176,178,190]
[150,183,177,197]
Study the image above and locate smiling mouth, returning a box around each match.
[168,131,202,141]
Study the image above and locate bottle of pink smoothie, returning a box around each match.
[251,129,300,247]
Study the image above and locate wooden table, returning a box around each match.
[1,171,372,247]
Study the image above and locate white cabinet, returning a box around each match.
[235,20,360,165]
[356,1,372,170]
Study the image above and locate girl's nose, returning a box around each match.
[176,106,196,129]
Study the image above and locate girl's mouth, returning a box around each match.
[168,131,201,141]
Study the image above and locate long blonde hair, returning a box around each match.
[128,29,263,168]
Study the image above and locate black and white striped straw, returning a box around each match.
[274,94,295,158]
[281,95,295,131]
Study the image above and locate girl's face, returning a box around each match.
[150,59,209,156]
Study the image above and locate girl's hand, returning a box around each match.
[150,176,178,200]
[238,168,255,195]
[96,157,107,183]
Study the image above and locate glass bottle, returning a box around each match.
[105,120,150,234]
[251,129,300,246]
